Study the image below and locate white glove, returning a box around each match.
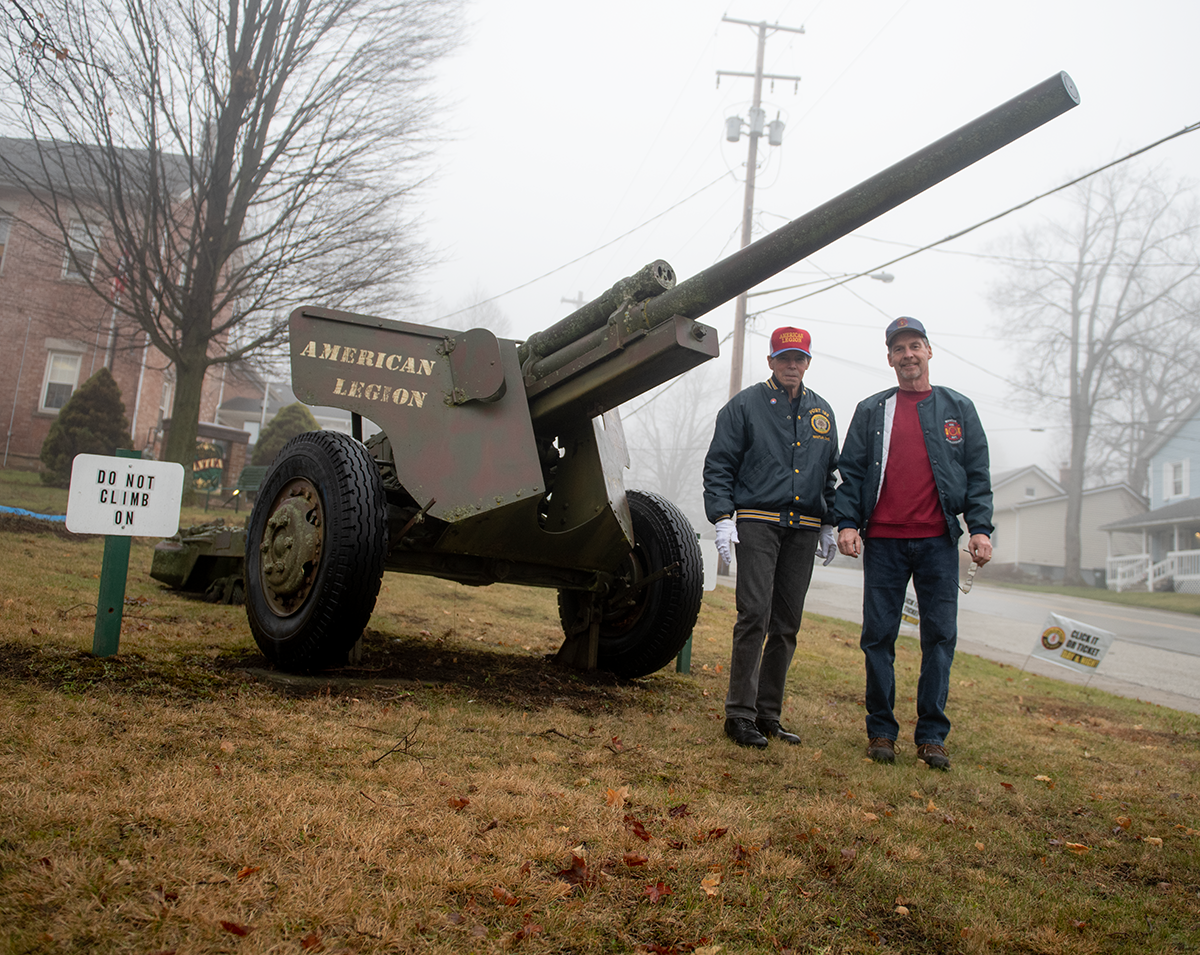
[817,524,837,566]
[715,518,738,565]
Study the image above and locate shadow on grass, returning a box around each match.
[0,626,680,716]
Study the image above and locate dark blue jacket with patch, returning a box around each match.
[703,377,839,529]
[832,385,993,541]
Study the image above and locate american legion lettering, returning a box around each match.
[298,340,437,407]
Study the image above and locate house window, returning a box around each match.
[40,351,82,412]
[1024,486,1036,498]
[62,220,99,280]
[1164,461,1190,500]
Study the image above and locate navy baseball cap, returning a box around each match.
[885,316,927,346]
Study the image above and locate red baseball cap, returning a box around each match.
[769,326,812,358]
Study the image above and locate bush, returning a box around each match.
[39,367,131,487]
[251,402,321,466]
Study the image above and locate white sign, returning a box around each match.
[900,589,920,631]
[1031,612,1115,674]
[66,454,185,537]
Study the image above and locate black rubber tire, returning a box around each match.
[245,431,386,672]
[557,489,703,678]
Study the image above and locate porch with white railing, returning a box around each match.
[1110,550,1200,593]
[1108,554,1150,592]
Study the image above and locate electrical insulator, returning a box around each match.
[724,116,742,143]
[767,119,785,147]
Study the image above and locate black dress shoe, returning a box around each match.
[724,717,768,749]
[756,719,802,745]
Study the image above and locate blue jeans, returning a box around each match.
[861,535,959,746]
[726,521,818,722]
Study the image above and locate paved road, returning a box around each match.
[735,563,1200,715]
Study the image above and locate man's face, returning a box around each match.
[887,331,932,388]
[767,351,810,393]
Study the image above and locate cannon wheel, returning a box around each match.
[557,489,702,678]
[245,431,387,672]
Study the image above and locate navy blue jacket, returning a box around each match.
[703,377,839,529]
[832,385,993,542]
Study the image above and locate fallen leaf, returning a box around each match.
[1115,816,1132,829]
[701,873,721,897]
[862,812,878,822]
[220,921,251,936]
[840,847,857,861]
[606,786,630,807]
[1144,836,1163,846]
[299,931,322,950]
[236,866,260,881]
[554,854,597,889]
[668,803,691,818]
[925,800,937,813]
[623,852,648,866]
[491,885,520,906]
[975,841,985,851]
[478,819,498,834]
[1000,782,1015,791]
[895,905,910,916]
[448,795,470,810]
[610,736,624,752]
[220,740,235,753]
[644,881,673,903]
[624,814,652,842]
[1064,842,1091,854]
[1070,919,1087,930]
[511,915,542,943]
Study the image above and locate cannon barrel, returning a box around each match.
[523,70,1079,391]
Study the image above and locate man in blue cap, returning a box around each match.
[703,326,840,749]
[833,317,993,770]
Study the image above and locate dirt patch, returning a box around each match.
[0,628,679,715]
[224,628,674,714]
[0,512,83,541]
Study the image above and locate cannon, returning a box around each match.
[244,72,1079,675]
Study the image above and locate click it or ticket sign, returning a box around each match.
[66,454,185,537]
[1031,612,1115,675]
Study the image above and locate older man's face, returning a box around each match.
[768,350,810,395]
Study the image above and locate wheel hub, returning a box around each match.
[259,478,323,616]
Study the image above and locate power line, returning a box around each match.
[753,120,1200,312]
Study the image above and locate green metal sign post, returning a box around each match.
[92,449,141,657]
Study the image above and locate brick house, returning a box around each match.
[0,138,273,488]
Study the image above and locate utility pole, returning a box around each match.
[718,16,804,399]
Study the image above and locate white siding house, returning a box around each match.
[1103,396,1200,592]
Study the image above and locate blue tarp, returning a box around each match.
[0,505,67,523]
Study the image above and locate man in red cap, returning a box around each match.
[833,317,993,770]
[703,326,840,748]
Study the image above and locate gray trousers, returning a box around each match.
[725,521,819,721]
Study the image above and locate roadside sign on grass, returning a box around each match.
[66,453,185,537]
[1032,612,1115,674]
[65,451,184,658]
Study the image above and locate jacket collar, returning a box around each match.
[766,376,806,400]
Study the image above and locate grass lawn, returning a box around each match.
[0,498,1197,954]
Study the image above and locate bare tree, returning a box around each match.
[992,164,1200,584]
[0,0,459,469]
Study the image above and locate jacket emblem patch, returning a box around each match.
[943,419,963,444]
[810,412,831,435]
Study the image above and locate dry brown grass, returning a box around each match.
[0,523,1198,955]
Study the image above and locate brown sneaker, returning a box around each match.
[867,737,895,763]
[917,743,951,770]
